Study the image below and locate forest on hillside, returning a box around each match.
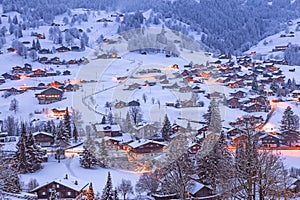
[2,0,300,54]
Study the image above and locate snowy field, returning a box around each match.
[20,156,140,196]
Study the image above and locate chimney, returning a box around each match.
[74,180,78,185]
[64,174,68,179]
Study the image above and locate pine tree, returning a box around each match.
[101,172,114,200]
[80,146,97,168]
[73,123,79,143]
[101,116,106,124]
[2,167,21,193]
[26,132,43,172]
[208,99,222,133]
[87,183,95,200]
[64,107,72,138]
[14,123,29,173]
[161,114,172,140]
[281,106,297,131]
[36,39,41,50]
[32,39,36,49]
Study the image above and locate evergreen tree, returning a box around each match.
[32,39,36,49]
[113,189,119,200]
[64,107,72,138]
[36,39,41,50]
[14,123,29,173]
[26,132,43,172]
[101,172,114,200]
[280,106,298,131]
[101,116,106,124]
[2,167,21,193]
[73,123,78,143]
[80,146,97,168]
[161,114,172,140]
[270,80,279,93]
[9,98,18,113]
[208,99,222,133]
[56,120,70,144]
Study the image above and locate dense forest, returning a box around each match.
[2,0,300,54]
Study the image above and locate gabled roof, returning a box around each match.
[128,139,166,149]
[94,123,121,132]
[32,131,54,137]
[188,180,212,196]
[31,175,89,193]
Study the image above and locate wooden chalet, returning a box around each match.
[52,108,67,117]
[30,175,89,199]
[126,139,166,160]
[227,97,242,109]
[134,123,160,139]
[259,133,282,148]
[227,128,246,137]
[33,69,46,77]
[243,103,268,113]
[56,46,71,52]
[93,123,122,137]
[188,180,216,199]
[114,100,127,108]
[230,90,246,98]
[35,87,64,104]
[32,131,54,147]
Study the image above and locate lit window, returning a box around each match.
[67,191,72,196]
[42,192,46,196]
[56,184,60,188]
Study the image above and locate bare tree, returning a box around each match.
[135,172,159,195]
[129,106,143,125]
[117,179,134,200]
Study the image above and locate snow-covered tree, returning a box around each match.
[64,107,72,138]
[280,106,298,131]
[9,98,18,113]
[2,167,21,193]
[80,146,97,168]
[117,179,134,200]
[101,172,114,200]
[26,132,43,172]
[14,123,28,173]
[96,138,109,167]
[73,123,78,143]
[135,172,159,195]
[161,114,172,141]
[208,99,222,133]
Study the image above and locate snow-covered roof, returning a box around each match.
[292,90,300,94]
[128,139,166,149]
[188,180,212,196]
[104,133,134,144]
[32,131,54,137]
[94,124,121,132]
[31,175,89,192]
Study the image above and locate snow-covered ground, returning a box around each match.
[20,156,140,196]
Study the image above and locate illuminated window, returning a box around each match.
[67,191,72,196]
